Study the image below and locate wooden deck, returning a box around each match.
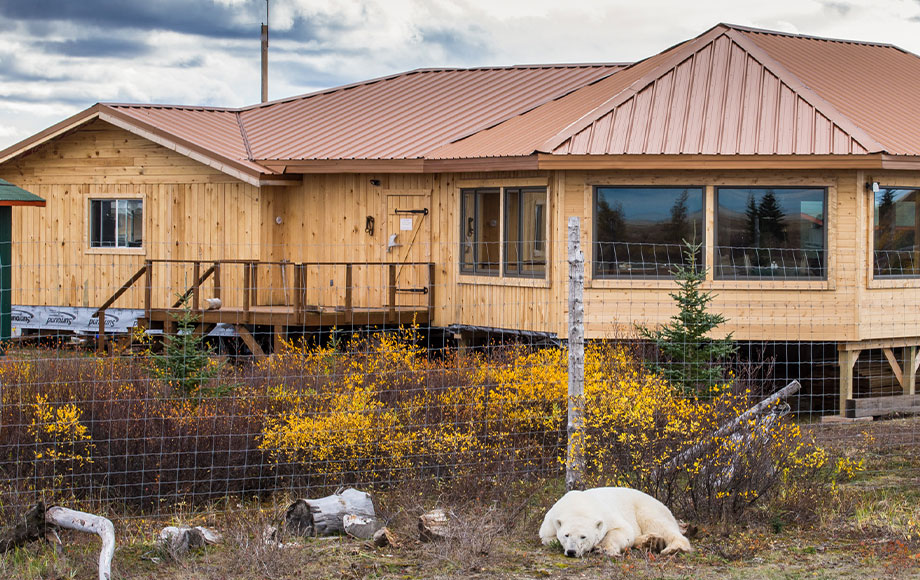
[95,259,435,354]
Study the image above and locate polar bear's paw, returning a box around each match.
[634,533,668,554]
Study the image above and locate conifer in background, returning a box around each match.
[151,295,220,396]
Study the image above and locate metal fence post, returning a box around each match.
[567,216,586,491]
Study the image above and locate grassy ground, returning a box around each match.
[4,416,920,579]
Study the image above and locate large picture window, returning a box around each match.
[90,199,143,248]
[715,188,825,279]
[461,186,547,278]
[593,186,704,278]
[874,187,920,277]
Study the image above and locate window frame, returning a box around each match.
[591,185,706,280]
[460,186,548,280]
[503,186,548,279]
[88,197,144,250]
[871,186,920,279]
[713,186,828,281]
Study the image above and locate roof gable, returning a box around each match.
[432,25,884,159]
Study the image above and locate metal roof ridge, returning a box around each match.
[536,26,730,154]
[104,102,240,113]
[722,22,908,52]
[725,27,887,153]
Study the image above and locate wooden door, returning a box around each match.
[386,193,431,309]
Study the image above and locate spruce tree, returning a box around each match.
[639,240,737,397]
[151,295,221,396]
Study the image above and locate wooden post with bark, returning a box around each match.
[567,217,586,491]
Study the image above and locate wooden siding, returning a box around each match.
[2,119,920,344]
[0,120,260,310]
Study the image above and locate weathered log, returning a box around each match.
[284,488,376,537]
[662,380,802,472]
[45,506,115,580]
[0,502,46,553]
[343,514,382,539]
[418,509,449,542]
[158,526,222,554]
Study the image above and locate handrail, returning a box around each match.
[93,264,148,316]
[141,259,433,266]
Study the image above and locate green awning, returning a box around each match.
[0,179,45,206]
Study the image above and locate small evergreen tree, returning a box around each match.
[639,240,737,397]
[151,295,221,396]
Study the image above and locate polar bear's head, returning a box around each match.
[556,516,606,557]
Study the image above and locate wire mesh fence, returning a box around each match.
[2,236,920,527]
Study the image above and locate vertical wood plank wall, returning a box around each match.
[3,119,920,344]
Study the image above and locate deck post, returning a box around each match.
[192,261,201,311]
[96,309,106,354]
[243,262,252,314]
[387,264,396,324]
[838,347,860,417]
[293,263,304,320]
[907,346,917,396]
[144,260,153,314]
[428,262,435,319]
[345,263,353,316]
[213,262,221,301]
[250,262,259,307]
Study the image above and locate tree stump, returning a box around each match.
[418,509,450,542]
[0,502,46,553]
[284,488,376,537]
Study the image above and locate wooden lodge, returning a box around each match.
[3,23,920,415]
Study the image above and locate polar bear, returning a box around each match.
[539,487,692,558]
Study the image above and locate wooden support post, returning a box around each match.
[243,263,252,313]
[144,260,153,313]
[192,261,201,311]
[213,262,222,301]
[251,262,259,307]
[428,262,435,319]
[907,346,918,396]
[96,309,106,354]
[293,264,304,319]
[345,263,353,315]
[838,348,860,416]
[388,263,397,324]
[566,217,585,491]
[273,325,285,353]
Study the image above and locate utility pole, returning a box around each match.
[261,0,269,103]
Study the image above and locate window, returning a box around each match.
[715,188,825,279]
[874,188,920,277]
[504,188,547,277]
[90,199,143,248]
[461,186,548,278]
[593,187,704,278]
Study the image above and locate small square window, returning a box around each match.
[90,199,143,248]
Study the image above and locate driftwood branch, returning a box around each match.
[664,380,802,471]
[45,506,115,580]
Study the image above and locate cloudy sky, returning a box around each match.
[1,0,919,150]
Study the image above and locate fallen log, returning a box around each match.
[284,488,376,537]
[662,380,801,472]
[44,506,115,580]
[158,525,222,555]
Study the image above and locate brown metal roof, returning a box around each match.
[431,24,890,159]
[106,105,268,173]
[239,64,627,160]
[734,26,920,155]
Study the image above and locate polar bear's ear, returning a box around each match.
[555,519,562,529]
[595,520,604,530]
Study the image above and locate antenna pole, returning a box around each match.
[261,0,269,103]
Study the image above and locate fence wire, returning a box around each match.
[1,238,919,523]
